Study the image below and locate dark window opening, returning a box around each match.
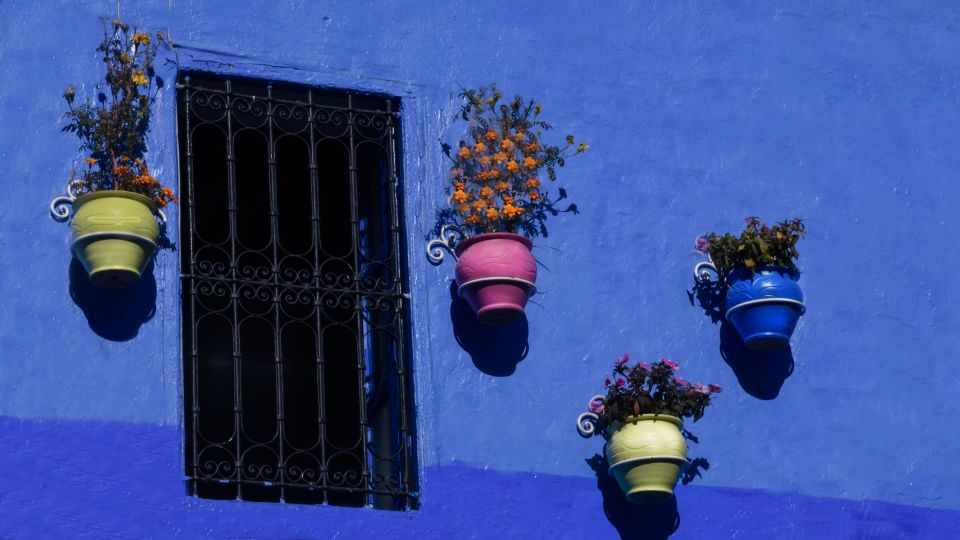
[178,73,417,510]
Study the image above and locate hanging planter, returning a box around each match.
[50,20,175,288]
[603,414,688,503]
[577,356,721,503]
[454,232,537,324]
[693,218,806,350]
[67,190,160,287]
[426,85,587,324]
[724,266,805,350]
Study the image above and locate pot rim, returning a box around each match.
[454,232,533,255]
[74,190,159,213]
[727,265,800,281]
[606,413,684,435]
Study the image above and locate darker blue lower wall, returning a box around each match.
[1,416,956,539]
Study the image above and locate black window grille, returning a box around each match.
[178,73,417,510]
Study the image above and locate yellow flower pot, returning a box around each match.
[71,191,159,288]
[605,414,688,503]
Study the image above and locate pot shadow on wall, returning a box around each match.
[689,279,793,400]
[69,258,157,341]
[585,454,681,540]
[449,281,528,376]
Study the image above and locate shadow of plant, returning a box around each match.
[585,454,680,540]
[69,258,157,341]
[449,281,528,376]
[689,277,794,399]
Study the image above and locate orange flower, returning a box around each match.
[502,196,514,205]
[161,187,174,198]
[472,200,487,211]
[514,131,525,142]
[465,214,481,225]
[453,190,469,203]
[132,32,151,46]
[529,191,540,200]
[493,151,508,163]
[451,168,464,178]
[523,156,538,169]
[523,142,540,154]
[485,208,499,220]
[458,204,470,215]
[478,156,492,166]
[454,181,465,190]
[458,146,471,160]
[85,157,97,166]
[484,129,497,141]
[506,160,520,173]
[474,142,487,153]
[500,139,513,150]
[477,169,500,180]
[526,177,540,188]
[131,70,148,86]
[502,204,522,219]
[480,186,493,198]
[495,181,510,192]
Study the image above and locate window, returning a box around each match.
[178,73,417,510]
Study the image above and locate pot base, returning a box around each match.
[611,459,687,504]
[73,236,155,288]
[88,267,143,288]
[743,333,790,351]
[476,303,524,325]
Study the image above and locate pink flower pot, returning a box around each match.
[455,233,537,325]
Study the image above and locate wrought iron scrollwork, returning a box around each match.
[576,395,606,438]
[426,224,467,264]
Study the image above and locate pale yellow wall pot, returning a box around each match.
[70,191,160,288]
[605,414,688,503]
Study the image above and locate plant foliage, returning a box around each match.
[440,85,586,239]
[696,217,804,279]
[63,19,176,208]
[588,355,721,435]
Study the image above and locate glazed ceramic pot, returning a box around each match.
[725,266,805,350]
[605,414,688,503]
[454,232,537,324]
[71,190,159,288]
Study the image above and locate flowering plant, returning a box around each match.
[587,355,721,433]
[695,217,804,279]
[440,85,586,238]
[62,19,176,208]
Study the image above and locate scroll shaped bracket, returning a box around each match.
[426,225,467,265]
[49,180,81,222]
[576,395,606,438]
[693,258,719,284]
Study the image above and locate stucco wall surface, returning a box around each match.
[1,0,959,537]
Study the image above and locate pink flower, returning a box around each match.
[589,400,605,414]
[615,378,626,387]
[675,377,690,387]
[695,235,709,253]
[661,358,680,371]
[694,383,710,394]
[709,384,723,393]
[615,354,629,367]
[638,362,650,370]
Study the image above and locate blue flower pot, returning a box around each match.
[724,266,805,350]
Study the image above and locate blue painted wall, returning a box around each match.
[1,0,959,537]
